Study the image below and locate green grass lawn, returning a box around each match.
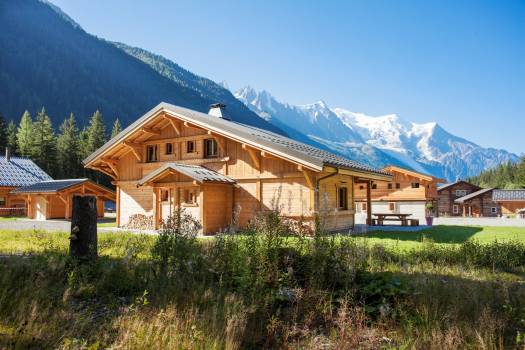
[1,225,524,255]
[360,225,525,249]
[0,217,18,221]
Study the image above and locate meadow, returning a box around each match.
[1,213,525,349]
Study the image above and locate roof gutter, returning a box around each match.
[314,168,339,214]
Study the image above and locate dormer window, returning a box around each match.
[146,145,158,162]
[204,139,218,158]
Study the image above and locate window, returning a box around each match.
[361,202,367,211]
[0,197,5,206]
[387,183,393,190]
[146,145,158,162]
[491,207,498,214]
[184,189,197,205]
[389,202,396,211]
[396,183,401,189]
[359,185,364,190]
[165,143,173,155]
[161,190,169,202]
[371,183,377,190]
[453,205,459,214]
[411,182,420,189]
[455,190,467,197]
[204,138,218,158]
[338,187,348,210]
[186,140,195,153]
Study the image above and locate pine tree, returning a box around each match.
[6,121,18,154]
[518,157,525,188]
[56,113,80,179]
[86,110,106,153]
[111,118,122,138]
[0,114,6,152]
[32,107,57,176]
[17,110,34,157]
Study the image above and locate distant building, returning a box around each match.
[438,181,525,217]
[0,149,114,219]
[354,165,445,223]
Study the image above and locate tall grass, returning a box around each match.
[1,210,525,349]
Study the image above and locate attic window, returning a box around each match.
[187,140,195,153]
[387,183,393,190]
[146,145,158,162]
[411,182,420,189]
[165,143,173,155]
[204,139,218,158]
[396,183,401,189]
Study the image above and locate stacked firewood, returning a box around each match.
[124,214,154,230]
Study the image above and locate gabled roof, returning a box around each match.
[454,188,494,203]
[11,179,115,201]
[83,103,391,179]
[381,165,444,182]
[0,156,52,187]
[493,189,525,202]
[138,163,235,186]
[437,180,481,192]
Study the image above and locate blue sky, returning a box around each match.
[51,0,524,154]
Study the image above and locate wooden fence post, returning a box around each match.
[70,195,97,260]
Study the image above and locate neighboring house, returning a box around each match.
[453,188,501,217]
[492,189,525,215]
[0,150,52,216]
[354,165,445,222]
[437,181,482,216]
[83,102,392,233]
[11,179,115,220]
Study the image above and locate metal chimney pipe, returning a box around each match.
[5,147,10,161]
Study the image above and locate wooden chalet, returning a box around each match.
[442,187,525,218]
[0,150,52,216]
[354,165,444,222]
[492,189,525,216]
[83,102,392,233]
[11,179,115,220]
[437,180,483,216]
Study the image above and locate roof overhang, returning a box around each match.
[137,163,236,187]
[324,166,393,182]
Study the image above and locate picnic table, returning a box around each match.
[372,213,413,226]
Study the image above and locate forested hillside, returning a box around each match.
[468,158,525,189]
[0,0,281,133]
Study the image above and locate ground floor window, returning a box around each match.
[183,189,198,205]
[338,187,348,210]
[389,202,396,211]
[361,202,367,211]
[453,204,459,214]
[491,207,498,214]
[0,197,5,206]
[161,189,169,202]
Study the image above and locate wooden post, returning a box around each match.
[70,195,97,260]
[366,180,372,225]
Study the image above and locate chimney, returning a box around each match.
[208,103,230,120]
[5,147,10,162]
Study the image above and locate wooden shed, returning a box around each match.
[11,179,116,220]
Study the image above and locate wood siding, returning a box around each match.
[437,182,481,217]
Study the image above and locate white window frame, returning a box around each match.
[456,190,467,197]
[491,207,498,214]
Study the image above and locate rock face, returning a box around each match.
[235,86,519,181]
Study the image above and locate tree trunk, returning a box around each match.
[70,195,97,260]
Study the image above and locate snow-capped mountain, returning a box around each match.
[235,86,519,181]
